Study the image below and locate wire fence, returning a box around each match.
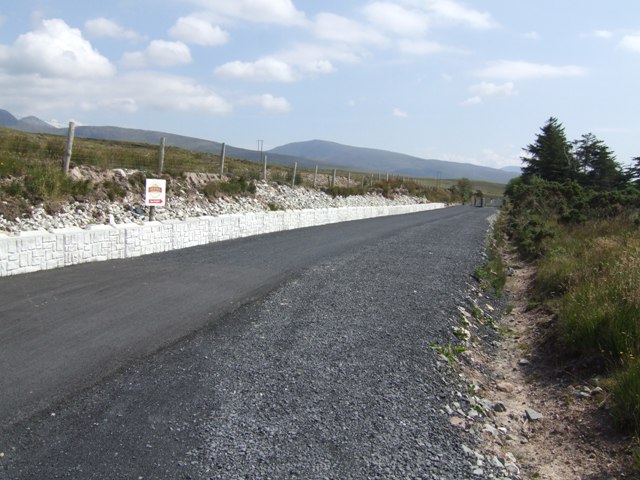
[0,126,503,203]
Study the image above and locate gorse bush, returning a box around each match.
[201,176,256,199]
[505,116,640,433]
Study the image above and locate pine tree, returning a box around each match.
[574,133,624,190]
[522,117,577,182]
[627,157,640,186]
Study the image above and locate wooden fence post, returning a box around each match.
[62,121,75,175]
[313,165,318,188]
[158,137,165,175]
[220,143,226,177]
[292,162,298,187]
[332,169,336,188]
[263,154,268,181]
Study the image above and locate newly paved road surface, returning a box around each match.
[0,206,497,479]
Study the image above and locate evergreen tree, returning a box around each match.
[574,133,624,190]
[522,117,577,182]
[627,157,640,186]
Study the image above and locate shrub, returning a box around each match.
[612,361,640,432]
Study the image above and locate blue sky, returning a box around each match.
[0,1,638,169]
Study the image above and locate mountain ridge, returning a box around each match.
[0,108,518,183]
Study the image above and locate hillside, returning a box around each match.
[0,108,516,183]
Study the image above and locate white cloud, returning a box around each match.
[277,44,360,74]
[397,39,449,55]
[362,2,429,37]
[169,16,228,46]
[115,72,232,113]
[313,13,389,47]
[0,18,115,78]
[189,0,307,26]
[215,57,297,82]
[524,31,540,40]
[425,0,496,30]
[242,93,291,112]
[620,34,640,52]
[393,108,408,117]
[476,60,587,80]
[594,30,613,39]
[461,96,482,106]
[463,81,516,106]
[123,40,192,68]
[0,70,232,116]
[469,81,516,96]
[84,18,141,40]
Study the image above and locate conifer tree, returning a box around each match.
[574,133,624,190]
[522,117,577,182]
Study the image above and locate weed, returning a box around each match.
[267,202,284,211]
[431,343,466,365]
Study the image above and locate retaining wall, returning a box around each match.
[0,203,446,277]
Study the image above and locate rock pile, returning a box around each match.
[0,172,431,235]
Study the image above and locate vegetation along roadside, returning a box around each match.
[476,117,640,477]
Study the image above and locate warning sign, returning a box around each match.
[145,179,166,206]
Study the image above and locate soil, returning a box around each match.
[465,248,637,479]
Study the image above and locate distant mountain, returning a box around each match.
[0,109,18,127]
[500,166,522,173]
[270,140,518,183]
[0,108,518,183]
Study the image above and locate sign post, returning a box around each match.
[145,179,166,221]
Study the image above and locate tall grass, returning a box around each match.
[529,215,640,431]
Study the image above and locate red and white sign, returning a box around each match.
[145,179,166,206]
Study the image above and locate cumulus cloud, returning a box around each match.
[461,96,482,106]
[425,0,496,30]
[84,18,141,40]
[476,60,587,80]
[0,18,115,78]
[169,16,228,46]
[362,2,429,37]
[620,34,640,52]
[392,108,408,117]
[215,57,297,82]
[397,39,449,55]
[594,30,613,39]
[189,0,307,26]
[469,81,517,96]
[0,69,232,116]
[114,72,232,113]
[277,44,360,74]
[463,81,516,106]
[241,93,291,112]
[313,13,389,47]
[123,40,192,68]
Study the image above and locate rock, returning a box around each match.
[525,408,544,421]
[449,416,466,429]
[496,382,515,393]
[492,401,507,413]
[518,358,530,366]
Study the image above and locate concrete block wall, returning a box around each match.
[0,202,445,277]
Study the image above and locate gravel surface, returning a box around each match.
[0,207,502,479]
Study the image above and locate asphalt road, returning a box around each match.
[0,205,498,479]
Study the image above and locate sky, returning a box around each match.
[0,1,638,170]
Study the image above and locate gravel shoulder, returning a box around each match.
[0,206,507,479]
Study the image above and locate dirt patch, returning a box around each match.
[464,249,636,479]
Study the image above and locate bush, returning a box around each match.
[612,361,640,432]
[201,176,256,199]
